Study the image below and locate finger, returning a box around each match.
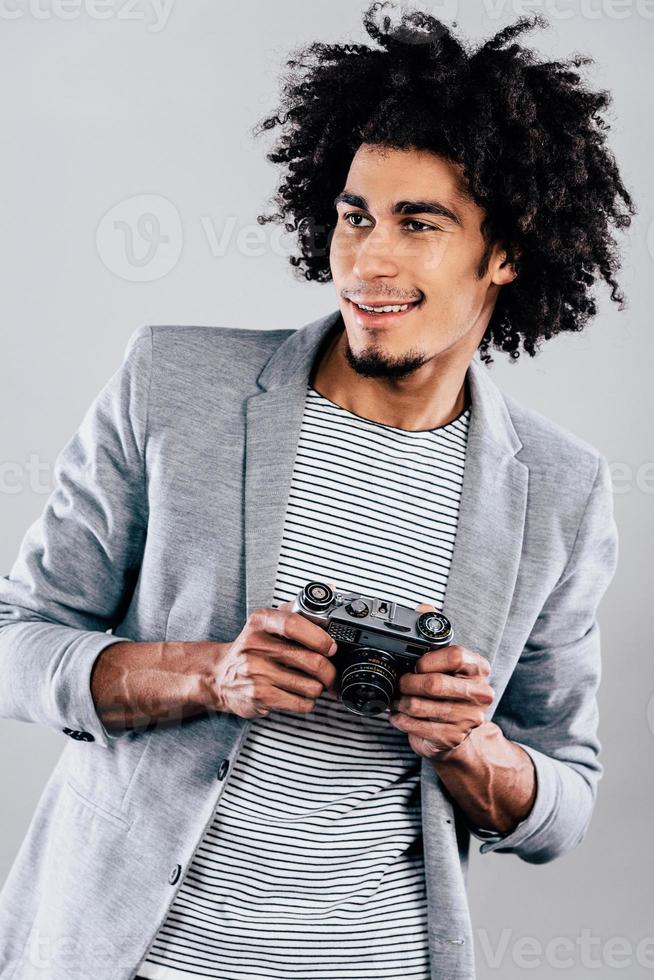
[389,714,474,745]
[415,644,491,678]
[254,607,336,657]
[399,671,494,704]
[415,602,438,612]
[257,658,328,700]
[267,642,337,689]
[392,696,486,726]
[251,681,318,716]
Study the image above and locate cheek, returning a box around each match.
[329,227,356,278]
[423,246,487,313]
[417,236,453,279]
[415,277,487,346]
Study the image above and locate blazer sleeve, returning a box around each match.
[0,325,152,749]
[474,452,619,863]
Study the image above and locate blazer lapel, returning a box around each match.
[440,361,529,670]
[244,309,529,673]
[243,384,312,616]
[243,311,341,618]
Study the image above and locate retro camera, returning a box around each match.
[291,581,453,717]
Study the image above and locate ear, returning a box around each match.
[491,246,521,286]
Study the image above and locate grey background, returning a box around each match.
[0,1,652,976]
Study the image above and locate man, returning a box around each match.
[0,5,631,979]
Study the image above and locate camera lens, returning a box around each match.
[339,648,399,717]
[302,581,334,612]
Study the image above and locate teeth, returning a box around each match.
[356,302,414,313]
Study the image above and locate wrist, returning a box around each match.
[91,639,222,732]
[431,721,538,834]
[189,639,231,715]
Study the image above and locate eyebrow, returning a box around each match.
[333,191,463,226]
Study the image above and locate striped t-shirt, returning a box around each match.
[136,380,471,980]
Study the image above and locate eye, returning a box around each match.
[341,212,441,232]
[403,219,440,232]
[343,212,372,228]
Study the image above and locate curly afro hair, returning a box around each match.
[252,2,635,364]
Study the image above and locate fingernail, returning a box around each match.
[329,642,338,655]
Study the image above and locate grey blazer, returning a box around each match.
[0,309,618,980]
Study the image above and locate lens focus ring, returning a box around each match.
[339,648,399,717]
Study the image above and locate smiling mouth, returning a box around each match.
[348,297,422,324]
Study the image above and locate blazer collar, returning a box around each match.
[246,308,528,672]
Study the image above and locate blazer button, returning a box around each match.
[217,759,229,781]
[62,728,95,742]
[168,864,181,885]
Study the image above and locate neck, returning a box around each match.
[310,326,471,432]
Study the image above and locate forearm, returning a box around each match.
[90,639,224,732]
[431,720,537,835]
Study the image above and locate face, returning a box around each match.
[329,144,516,380]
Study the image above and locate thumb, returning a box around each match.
[415,601,438,613]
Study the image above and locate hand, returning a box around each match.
[388,602,495,761]
[205,589,338,720]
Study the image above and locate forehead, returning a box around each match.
[344,143,472,212]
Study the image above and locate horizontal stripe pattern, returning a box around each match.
[137,383,471,979]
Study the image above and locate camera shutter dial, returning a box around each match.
[416,611,453,644]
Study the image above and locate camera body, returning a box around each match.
[291,581,454,717]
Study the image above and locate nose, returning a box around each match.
[352,224,400,281]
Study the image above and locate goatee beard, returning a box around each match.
[343,336,428,381]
